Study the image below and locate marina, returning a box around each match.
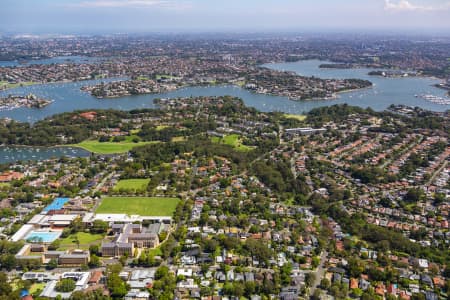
[0,146,91,164]
[417,94,450,105]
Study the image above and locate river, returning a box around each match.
[0,59,448,163]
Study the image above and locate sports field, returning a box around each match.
[73,139,157,154]
[211,134,254,152]
[96,197,180,216]
[284,114,307,121]
[113,179,150,192]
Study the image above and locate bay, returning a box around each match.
[0,56,102,67]
[0,146,90,164]
[0,59,449,163]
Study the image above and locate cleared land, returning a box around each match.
[284,114,307,121]
[96,196,180,216]
[113,179,150,192]
[73,139,158,154]
[211,134,254,152]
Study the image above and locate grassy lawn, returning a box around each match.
[96,197,180,216]
[156,74,176,80]
[171,136,186,142]
[113,179,150,192]
[234,80,246,87]
[0,81,37,90]
[29,282,46,295]
[73,139,158,154]
[0,183,10,188]
[147,246,163,257]
[58,232,104,250]
[284,114,307,121]
[211,134,254,152]
[156,125,169,130]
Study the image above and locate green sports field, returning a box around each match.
[96,197,180,216]
[284,114,307,121]
[73,139,158,154]
[113,179,150,192]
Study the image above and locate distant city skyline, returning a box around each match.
[1,0,450,34]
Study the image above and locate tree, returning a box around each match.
[305,273,316,287]
[245,238,273,266]
[222,283,234,296]
[280,263,293,285]
[89,244,100,256]
[244,281,256,297]
[233,282,245,297]
[89,254,101,268]
[311,289,322,300]
[404,188,425,203]
[0,273,12,296]
[106,264,128,298]
[91,220,108,234]
[348,258,365,277]
[320,278,331,289]
[352,288,363,297]
[107,273,127,298]
[73,236,80,249]
[55,278,76,292]
[47,258,58,270]
[155,266,170,280]
[0,254,16,271]
[434,192,446,205]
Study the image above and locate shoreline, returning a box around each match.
[0,76,120,92]
[0,144,89,151]
[248,84,373,102]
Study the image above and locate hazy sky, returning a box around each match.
[1,0,450,34]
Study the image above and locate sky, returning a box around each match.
[1,0,450,34]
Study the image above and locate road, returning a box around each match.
[424,160,447,187]
[308,250,328,298]
[93,171,115,193]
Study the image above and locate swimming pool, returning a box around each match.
[25,231,61,243]
[43,197,70,212]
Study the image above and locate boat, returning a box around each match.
[419,94,450,105]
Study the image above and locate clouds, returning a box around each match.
[384,0,450,11]
[1,0,450,33]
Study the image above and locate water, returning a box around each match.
[25,231,62,243]
[0,59,449,163]
[263,60,450,112]
[0,56,103,67]
[0,146,90,164]
[0,60,448,123]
